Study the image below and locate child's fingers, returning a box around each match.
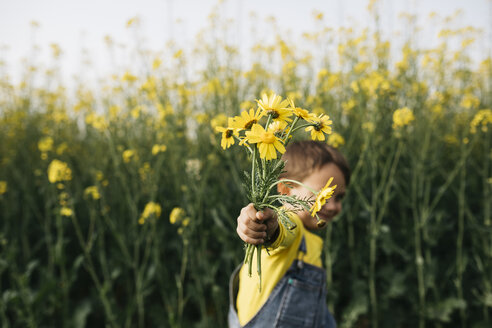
[236,203,268,244]
[236,224,266,245]
[240,204,267,231]
[256,208,276,221]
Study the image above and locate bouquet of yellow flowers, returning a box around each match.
[216,92,336,291]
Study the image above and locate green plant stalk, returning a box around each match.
[457,155,466,328]
[69,213,118,327]
[369,216,378,328]
[176,238,189,328]
[257,244,262,293]
[55,211,69,326]
[481,131,491,321]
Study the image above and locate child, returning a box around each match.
[228,140,350,328]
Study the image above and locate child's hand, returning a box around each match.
[236,203,278,245]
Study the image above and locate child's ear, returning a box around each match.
[277,180,291,195]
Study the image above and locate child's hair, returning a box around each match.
[279,140,351,185]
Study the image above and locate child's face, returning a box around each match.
[285,163,346,231]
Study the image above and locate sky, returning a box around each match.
[0,0,490,85]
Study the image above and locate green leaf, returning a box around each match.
[426,297,466,322]
[73,300,92,328]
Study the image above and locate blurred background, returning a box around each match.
[0,0,491,327]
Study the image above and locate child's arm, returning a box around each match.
[236,203,279,245]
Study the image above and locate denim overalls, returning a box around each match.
[228,237,337,328]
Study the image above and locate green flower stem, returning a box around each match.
[244,243,252,264]
[283,116,299,145]
[265,114,272,130]
[233,135,252,154]
[251,146,257,203]
[288,122,315,135]
[257,244,262,293]
[247,244,254,277]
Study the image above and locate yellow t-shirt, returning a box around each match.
[236,213,323,326]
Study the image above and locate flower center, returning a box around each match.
[314,123,323,131]
[225,129,233,138]
[262,132,276,144]
[267,110,280,119]
[245,119,257,129]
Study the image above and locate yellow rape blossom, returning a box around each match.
[48,160,72,184]
[392,107,415,129]
[170,207,186,225]
[470,109,492,133]
[38,136,54,153]
[195,113,209,124]
[327,132,345,148]
[362,122,375,133]
[460,93,480,109]
[152,57,162,70]
[0,181,7,195]
[122,150,135,163]
[152,144,167,155]
[256,93,292,123]
[245,124,286,160]
[211,114,228,130]
[84,186,101,200]
[122,71,138,83]
[342,99,356,114]
[305,115,333,141]
[60,207,73,217]
[139,202,162,225]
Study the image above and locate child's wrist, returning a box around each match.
[264,225,280,245]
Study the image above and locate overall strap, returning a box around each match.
[295,235,307,269]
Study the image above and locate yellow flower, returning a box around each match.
[60,207,73,217]
[245,124,286,160]
[232,108,264,131]
[56,143,68,155]
[152,144,167,155]
[288,98,312,120]
[256,93,292,123]
[139,202,162,225]
[38,136,54,153]
[195,113,209,124]
[170,207,186,225]
[268,120,288,136]
[342,99,356,114]
[327,132,345,148]
[0,181,7,195]
[362,122,375,133]
[152,58,162,70]
[211,114,228,130]
[126,16,139,28]
[48,159,72,184]
[84,186,101,200]
[122,71,137,83]
[122,150,135,163]
[310,177,337,217]
[470,109,492,133]
[305,115,333,141]
[392,107,415,129]
[216,118,238,150]
[460,93,480,109]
